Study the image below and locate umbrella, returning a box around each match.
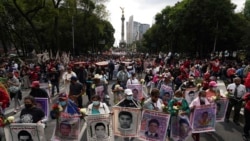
[95,61,109,66]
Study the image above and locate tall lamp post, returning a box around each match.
[72,16,75,58]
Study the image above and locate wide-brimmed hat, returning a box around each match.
[93,74,101,80]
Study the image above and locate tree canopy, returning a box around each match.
[0,0,115,56]
[141,0,250,57]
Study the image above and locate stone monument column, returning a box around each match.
[119,7,126,48]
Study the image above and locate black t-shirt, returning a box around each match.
[118,99,138,108]
[20,107,45,123]
[29,88,49,98]
[48,71,60,83]
[70,82,83,95]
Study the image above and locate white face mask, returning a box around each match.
[92,101,100,106]
[212,87,217,91]
[200,97,206,101]
[174,97,183,101]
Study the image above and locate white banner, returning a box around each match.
[86,114,113,141]
[112,107,141,137]
[4,123,45,141]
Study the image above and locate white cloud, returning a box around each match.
[105,0,245,46]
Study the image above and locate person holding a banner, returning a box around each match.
[57,93,79,115]
[168,90,190,116]
[20,96,45,123]
[86,95,110,115]
[168,90,190,139]
[126,72,139,88]
[143,88,163,111]
[29,81,49,98]
[189,90,210,141]
[205,81,220,103]
[117,89,139,108]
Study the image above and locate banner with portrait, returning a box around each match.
[215,98,229,122]
[184,87,198,105]
[86,114,113,141]
[127,84,143,101]
[34,98,49,119]
[216,80,227,97]
[159,84,174,103]
[170,115,192,141]
[112,107,141,137]
[95,86,105,101]
[53,113,83,141]
[191,105,216,133]
[4,123,46,141]
[113,90,125,104]
[139,110,170,141]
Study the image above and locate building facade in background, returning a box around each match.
[126,15,150,45]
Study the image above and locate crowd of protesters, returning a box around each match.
[0,51,250,141]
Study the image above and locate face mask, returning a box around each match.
[93,101,100,106]
[60,101,67,106]
[200,97,206,101]
[126,96,133,100]
[25,104,32,109]
[174,97,183,101]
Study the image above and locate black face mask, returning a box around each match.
[25,104,33,109]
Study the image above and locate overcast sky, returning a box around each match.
[105,0,245,46]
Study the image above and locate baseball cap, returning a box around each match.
[58,93,67,100]
[209,81,217,87]
[31,81,40,88]
[71,76,78,81]
[124,89,133,95]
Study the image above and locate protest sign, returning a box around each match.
[191,105,216,133]
[139,110,170,141]
[4,123,45,141]
[86,114,113,141]
[184,87,198,105]
[112,107,141,137]
[127,84,143,101]
[53,113,83,141]
[170,115,192,141]
[34,98,49,119]
[215,98,229,122]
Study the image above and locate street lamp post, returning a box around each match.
[72,16,75,58]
